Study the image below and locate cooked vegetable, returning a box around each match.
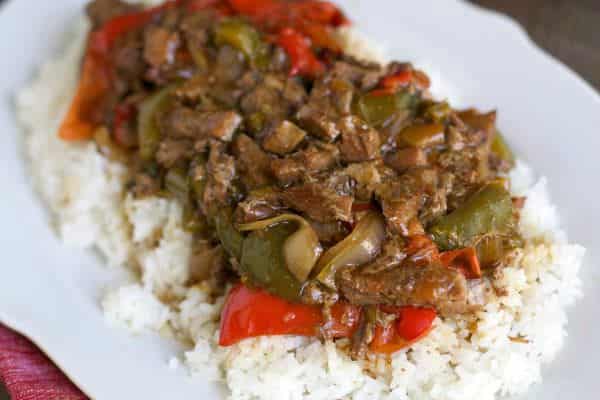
[491,130,515,167]
[355,90,417,127]
[215,19,267,67]
[397,123,445,148]
[214,209,244,260]
[370,306,436,354]
[239,222,304,301]
[440,247,482,279]
[423,101,451,123]
[316,211,386,289]
[430,182,514,250]
[219,284,361,346]
[220,284,435,354]
[138,87,173,160]
[238,214,322,282]
[276,27,324,77]
[164,166,189,203]
[58,50,110,141]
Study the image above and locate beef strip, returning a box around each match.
[162,107,242,141]
[360,237,408,275]
[143,26,181,68]
[189,241,228,294]
[202,141,236,212]
[338,116,381,162]
[262,120,307,155]
[376,168,439,235]
[337,264,468,315]
[232,134,273,189]
[86,0,140,29]
[156,138,194,168]
[309,219,351,244]
[234,188,285,224]
[270,143,339,184]
[331,58,386,91]
[384,147,428,172]
[281,183,353,223]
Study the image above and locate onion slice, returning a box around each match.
[315,211,386,289]
[238,214,322,282]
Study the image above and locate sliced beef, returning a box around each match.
[262,120,306,155]
[338,116,381,162]
[234,188,284,224]
[281,183,353,223]
[384,147,428,172]
[132,171,161,198]
[331,59,385,91]
[189,241,228,294]
[376,168,438,235]
[295,76,354,142]
[309,219,351,244]
[232,134,273,189]
[202,141,236,211]
[270,143,339,184]
[337,264,468,315]
[112,31,146,86]
[86,0,140,29]
[296,104,341,142]
[156,138,194,168]
[162,107,242,141]
[214,45,247,83]
[360,238,407,275]
[143,26,180,68]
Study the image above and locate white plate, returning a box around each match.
[1,0,599,399]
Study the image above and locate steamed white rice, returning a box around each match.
[17,3,584,399]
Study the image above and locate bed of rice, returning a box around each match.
[16,2,584,399]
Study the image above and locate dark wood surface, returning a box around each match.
[0,1,597,399]
[471,0,600,90]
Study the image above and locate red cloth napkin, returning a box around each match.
[0,324,86,400]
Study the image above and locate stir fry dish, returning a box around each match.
[61,0,522,357]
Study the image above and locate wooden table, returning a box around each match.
[472,0,600,90]
[0,1,597,399]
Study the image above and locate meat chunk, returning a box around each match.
[337,264,468,315]
[296,105,341,142]
[232,134,273,189]
[385,147,428,172]
[86,0,140,28]
[338,116,381,162]
[262,121,306,155]
[202,141,236,211]
[281,183,353,223]
[143,26,180,68]
[332,59,386,91]
[309,220,351,244]
[360,238,407,275]
[214,45,247,83]
[376,168,437,235]
[189,241,228,294]
[234,188,284,224]
[156,138,194,168]
[270,144,339,184]
[162,108,242,141]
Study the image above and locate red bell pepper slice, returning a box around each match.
[219,284,436,355]
[219,284,361,346]
[59,1,178,141]
[380,70,413,91]
[58,49,111,141]
[440,247,482,279]
[276,27,324,77]
[370,306,436,354]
